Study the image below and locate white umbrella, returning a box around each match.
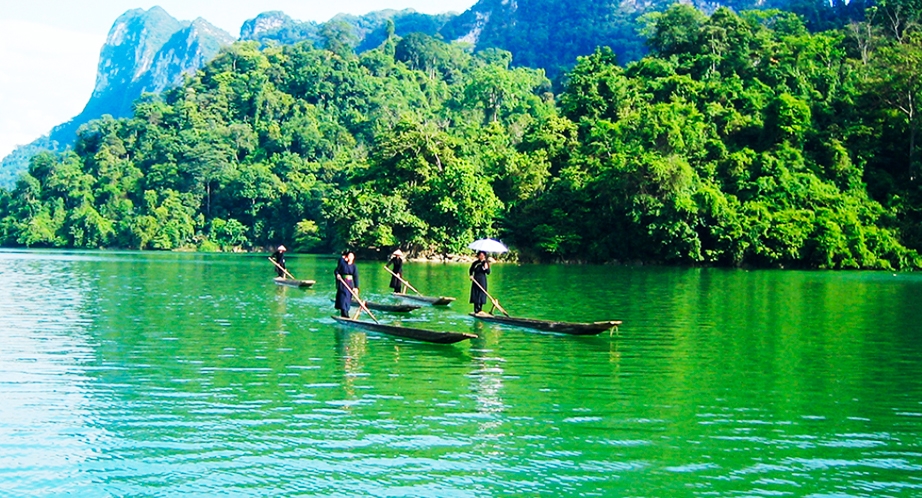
[468,238,509,254]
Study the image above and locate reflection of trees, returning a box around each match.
[271,284,288,337]
[468,324,507,436]
[335,330,368,401]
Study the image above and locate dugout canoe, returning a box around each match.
[330,299,420,313]
[332,316,477,344]
[470,312,621,335]
[274,277,316,288]
[394,293,456,306]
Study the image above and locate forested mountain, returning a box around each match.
[441,0,869,78]
[0,7,458,189]
[1,0,860,190]
[239,9,455,52]
[1,5,920,269]
[0,7,233,189]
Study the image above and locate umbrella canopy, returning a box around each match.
[468,238,509,254]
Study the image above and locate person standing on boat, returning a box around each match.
[386,249,405,293]
[469,251,490,314]
[270,245,287,277]
[335,250,360,318]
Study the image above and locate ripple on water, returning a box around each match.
[4,253,922,496]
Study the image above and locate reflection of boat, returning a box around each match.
[333,316,477,344]
[330,300,420,313]
[394,293,456,306]
[274,277,316,288]
[362,301,420,313]
[470,312,621,335]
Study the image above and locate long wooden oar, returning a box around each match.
[336,274,378,323]
[469,276,510,317]
[384,265,421,295]
[268,256,297,280]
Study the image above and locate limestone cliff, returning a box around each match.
[0,7,233,188]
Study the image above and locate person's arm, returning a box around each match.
[353,265,360,290]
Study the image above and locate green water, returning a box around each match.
[1,249,921,497]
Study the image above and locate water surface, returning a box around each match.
[1,250,921,496]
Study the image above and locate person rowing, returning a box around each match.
[270,245,288,277]
[334,249,359,318]
[385,249,405,293]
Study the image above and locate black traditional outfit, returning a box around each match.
[469,259,490,313]
[270,249,287,277]
[334,256,359,317]
[386,254,404,293]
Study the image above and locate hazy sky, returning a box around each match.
[0,0,476,159]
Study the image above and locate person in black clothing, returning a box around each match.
[469,251,491,314]
[334,250,359,317]
[386,249,405,293]
[270,245,287,277]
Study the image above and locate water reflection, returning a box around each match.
[335,330,368,400]
[0,253,107,491]
[2,250,922,496]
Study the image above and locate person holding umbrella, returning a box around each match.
[334,249,360,318]
[467,238,509,315]
[469,250,491,314]
[385,249,405,293]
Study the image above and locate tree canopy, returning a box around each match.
[1,7,920,269]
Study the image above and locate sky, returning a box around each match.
[0,0,476,159]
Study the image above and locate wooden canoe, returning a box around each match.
[332,316,477,344]
[330,299,420,313]
[274,277,316,288]
[394,293,456,306]
[470,312,621,335]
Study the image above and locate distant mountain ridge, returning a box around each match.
[238,9,454,52]
[441,0,863,78]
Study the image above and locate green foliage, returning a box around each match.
[0,37,525,254]
[292,219,322,252]
[506,4,920,269]
[0,9,919,269]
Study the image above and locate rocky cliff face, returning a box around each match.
[239,11,319,43]
[237,9,451,53]
[139,18,235,98]
[0,7,232,189]
[50,7,233,145]
[441,0,651,76]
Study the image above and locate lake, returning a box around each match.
[1,249,921,497]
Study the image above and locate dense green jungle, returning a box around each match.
[1,4,921,269]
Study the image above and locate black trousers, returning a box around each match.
[474,303,483,313]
